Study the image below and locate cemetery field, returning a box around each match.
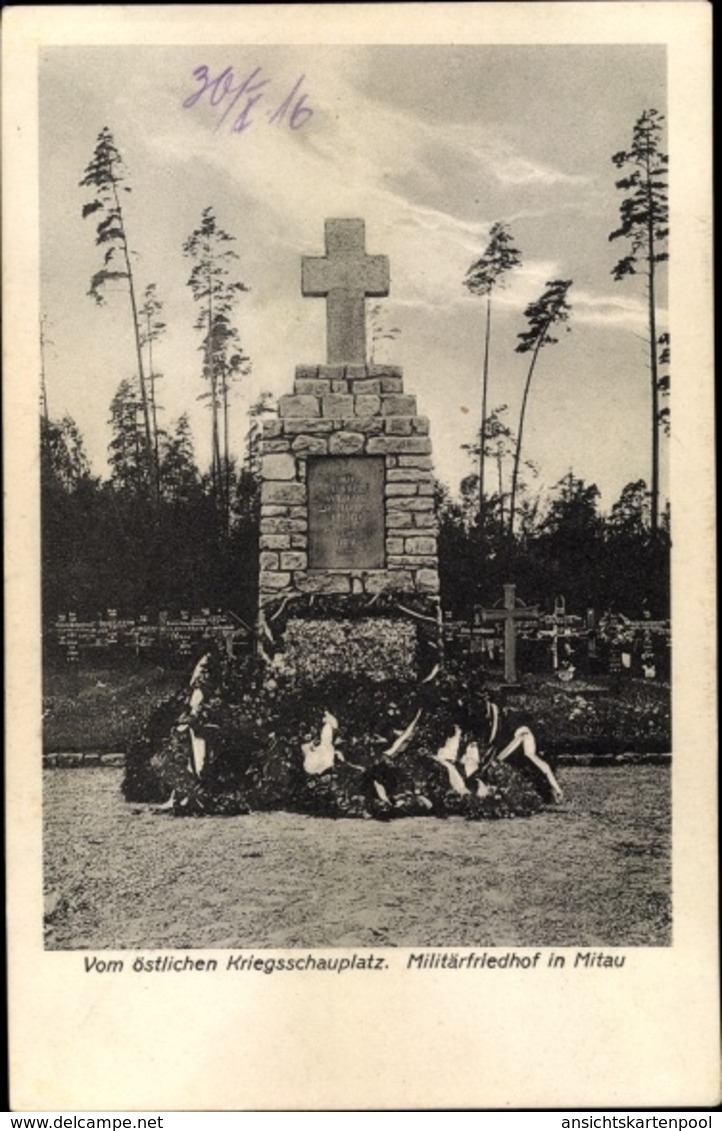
[44,764,671,949]
[43,660,182,752]
[42,658,671,755]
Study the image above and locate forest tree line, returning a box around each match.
[41,405,670,624]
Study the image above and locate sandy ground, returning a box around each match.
[43,765,670,950]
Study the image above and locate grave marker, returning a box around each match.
[479,583,540,684]
[258,218,441,680]
[302,218,390,366]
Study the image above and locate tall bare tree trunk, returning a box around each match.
[111,182,157,498]
[479,294,492,536]
[509,334,545,539]
[645,143,660,536]
[39,317,49,421]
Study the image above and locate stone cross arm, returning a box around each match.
[302,218,390,366]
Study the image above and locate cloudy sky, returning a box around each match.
[39,42,667,509]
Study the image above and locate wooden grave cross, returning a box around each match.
[550,594,566,671]
[302,218,390,366]
[480,582,540,684]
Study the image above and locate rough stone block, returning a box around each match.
[354,394,381,416]
[261,481,306,506]
[380,376,404,394]
[295,378,332,395]
[295,365,319,381]
[290,533,308,549]
[352,578,364,594]
[260,534,291,550]
[385,416,413,436]
[329,431,365,455]
[386,512,415,529]
[262,453,296,480]
[387,496,435,512]
[369,364,403,379]
[398,455,433,469]
[263,517,308,534]
[345,365,367,381]
[261,439,292,454]
[367,436,431,456]
[260,504,289,518]
[283,418,334,435]
[365,569,413,593]
[281,551,307,572]
[411,513,437,529]
[292,435,328,455]
[278,394,320,418]
[417,481,436,495]
[350,378,381,395]
[259,550,279,571]
[416,569,441,594]
[331,379,350,393]
[411,416,430,435]
[295,573,351,595]
[262,419,283,438]
[323,394,354,417]
[404,536,437,556]
[387,468,433,484]
[259,571,292,590]
[386,537,405,555]
[385,482,417,496]
[340,416,383,434]
[389,555,438,569]
[382,394,417,416]
[319,365,346,381]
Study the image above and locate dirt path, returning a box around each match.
[44,765,670,949]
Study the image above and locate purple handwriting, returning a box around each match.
[183,65,314,136]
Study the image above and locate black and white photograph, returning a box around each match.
[5,3,716,1111]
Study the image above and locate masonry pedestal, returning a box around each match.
[258,363,441,681]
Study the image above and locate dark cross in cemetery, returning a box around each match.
[480,583,540,685]
[302,218,390,365]
[549,595,566,671]
[586,607,598,664]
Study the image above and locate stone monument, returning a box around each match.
[257,218,441,681]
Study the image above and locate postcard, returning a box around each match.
[4,3,716,1111]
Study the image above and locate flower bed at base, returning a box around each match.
[120,659,669,821]
[123,667,552,819]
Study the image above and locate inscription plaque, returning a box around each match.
[308,456,385,569]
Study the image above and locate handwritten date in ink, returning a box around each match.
[183,65,314,136]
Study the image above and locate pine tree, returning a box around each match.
[609,109,668,533]
[159,414,199,504]
[138,283,166,482]
[183,207,250,531]
[80,128,156,493]
[40,415,92,492]
[107,378,148,495]
[464,222,522,532]
[509,279,573,538]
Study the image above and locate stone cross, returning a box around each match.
[480,583,540,684]
[302,218,390,366]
